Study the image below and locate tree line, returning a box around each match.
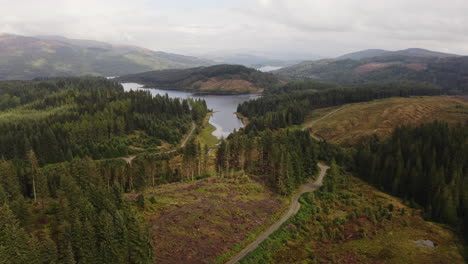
[216,129,324,194]
[354,121,468,239]
[238,81,441,132]
[0,153,154,264]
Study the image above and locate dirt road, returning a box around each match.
[302,105,346,141]
[180,122,196,148]
[122,122,196,164]
[225,163,330,264]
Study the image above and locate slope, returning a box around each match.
[305,96,468,146]
[275,49,468,93]
[118,64,280,94]
[0,34,213,80]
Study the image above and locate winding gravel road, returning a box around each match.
[226,163,330,264]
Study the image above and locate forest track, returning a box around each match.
[180,122,196,148]
[225,163,330,264]
[122,122,196,164]
[302,105,347,140]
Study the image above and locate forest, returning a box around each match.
[275,55,468,94]
[117,64,279,92]
[0,76,466,263]
[216,128,344,194]
[0,77,211,263]
[0,77,208,165]
[354,122,468,239]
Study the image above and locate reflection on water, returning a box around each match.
[121,83,259,138]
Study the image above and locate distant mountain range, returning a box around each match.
[275,48,468,93]
[336,48,459,60]
[0,34,213,80]
[196,49,324,69]
[118,64,279,94]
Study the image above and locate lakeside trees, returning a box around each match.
[0,77,207,165]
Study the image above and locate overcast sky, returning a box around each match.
[1,0,467,59]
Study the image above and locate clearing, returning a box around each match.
[239,176,466,264]
[305,96,468,146]
[139,175,287,264]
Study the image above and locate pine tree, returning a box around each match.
[39,232,58,264]
[0,205,34,264]
[60,243,76,264]
[0,160,21,201]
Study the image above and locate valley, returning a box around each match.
[0,35,467,264]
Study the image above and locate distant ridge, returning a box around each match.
[274,48,468,94]
[0,33,214,80]
[337,48,459,60]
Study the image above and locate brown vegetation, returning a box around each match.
[354,63,427,73]
[192,77,263,94]
[141,176,286,264]
[307,96,468,146]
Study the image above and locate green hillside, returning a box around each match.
[118,64,280,94]
[275,54,468,94]
[0,34,213,80]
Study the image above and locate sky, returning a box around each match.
[1,0,468,59]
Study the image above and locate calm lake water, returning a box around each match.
[121,83,260,138]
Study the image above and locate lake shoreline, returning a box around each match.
[121,82,259,139]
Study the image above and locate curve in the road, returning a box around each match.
[226,163,330,264]
[122,121,197,164]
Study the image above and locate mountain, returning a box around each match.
[275,50,468,93]
[337,49,389,60]
[0,34,213,80]
[202,53,295,67]
[196,49,324,68]
[118,64,280,94]
[337,48,459,60]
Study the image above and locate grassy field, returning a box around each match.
[0,104,75,123]
[196,112,218,149]
[138,175,287,264]
[306,96,468,146]
[240,175,466,264]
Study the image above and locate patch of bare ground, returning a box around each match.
[355,63,393,73]
[192,77,263,93]
[141,176,285,264]
[354,63,426,74]
[308,96,468,146]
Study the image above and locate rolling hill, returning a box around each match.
[274,49,468,93]
[117,64,280,94]
[0,34,213,80]
[336,48,459,60]
[305,96,468,146]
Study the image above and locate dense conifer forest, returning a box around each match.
[0,76,466,263]
[0,78,208,164]
[354,121,468,239]
[0,77,209,263]
[215,128,344,194]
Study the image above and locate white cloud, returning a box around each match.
[1,0,467,58]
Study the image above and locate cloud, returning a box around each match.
[0,0,467,57]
